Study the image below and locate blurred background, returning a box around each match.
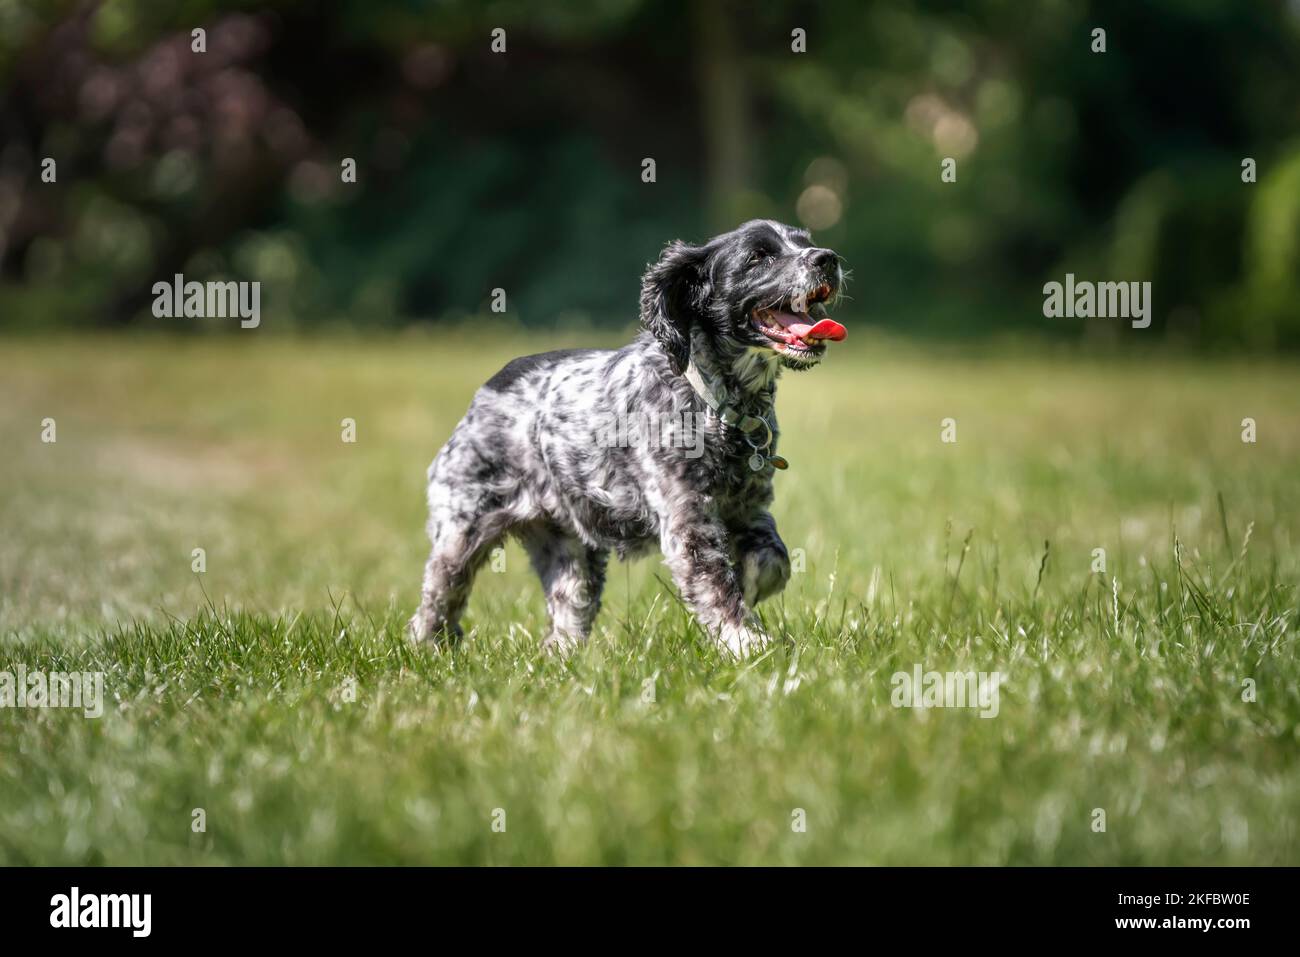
[1,0,1298,346]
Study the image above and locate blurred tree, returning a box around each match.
[0,0,1297,346]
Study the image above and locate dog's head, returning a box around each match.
[639,219,846,378]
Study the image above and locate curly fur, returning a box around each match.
[409,219,845,657]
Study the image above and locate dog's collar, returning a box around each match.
[683,358,787,471]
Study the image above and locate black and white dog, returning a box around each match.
[410,219,846,657]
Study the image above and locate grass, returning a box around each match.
[1,331,1298,865]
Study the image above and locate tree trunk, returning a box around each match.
[694,0,752,232]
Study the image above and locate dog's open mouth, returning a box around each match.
[751,284,846,354]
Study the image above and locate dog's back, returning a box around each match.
[482,348,601,393]
[463,343,670,547]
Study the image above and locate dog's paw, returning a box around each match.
[717,619,773,659]
[407,611,461,648]
[541,630,586,656]
[741,546,791,606]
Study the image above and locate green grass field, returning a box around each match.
[1,333,1298,865]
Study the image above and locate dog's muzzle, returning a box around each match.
[750,281,846,354]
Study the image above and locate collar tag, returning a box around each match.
[684,357,777,450]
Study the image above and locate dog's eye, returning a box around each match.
[748,250,771,267]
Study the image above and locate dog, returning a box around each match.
[409,219,846,657]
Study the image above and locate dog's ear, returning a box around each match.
[639,240,709,375]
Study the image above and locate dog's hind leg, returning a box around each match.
[409,496,513,647]
[517,523,609,654]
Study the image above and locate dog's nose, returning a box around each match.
[807,248,837,269]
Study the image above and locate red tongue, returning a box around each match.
[767,310,848,344]
[803,317,846,342]
[786,317,847,343]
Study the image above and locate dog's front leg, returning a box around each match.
[732,511,791,607]
[660,509,770,658]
